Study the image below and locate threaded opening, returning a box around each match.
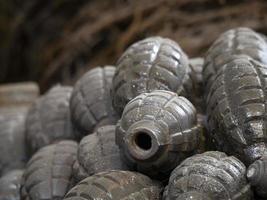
[134,132,152,151]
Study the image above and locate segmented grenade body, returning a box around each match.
[164,151,252,200]
[111,36,191,114]
[203,27,267,91]
[0,170,24,200]
[0,110,27,176]
[70,66,119,138]
[26,85,75,155]
[73,125,129,183]
[116,90,199,179]
[21,140,78,200]
[64,170,163,200]
[206,57,267,165]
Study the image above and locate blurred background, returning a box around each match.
[1,0,267,92]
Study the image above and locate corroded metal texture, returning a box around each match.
[111,36,191,114]
[70,66,119,138]
[0,170,24,200]
[116,90,199,179]
[0,110,27,176]
[73,125,129,183]
[26,85,75,155]
[64,170,163,200]
[247,156,267,197]
[21,140,78,200]
[203,27,267,91]
[164,151,252,200]
[206,57,267,165]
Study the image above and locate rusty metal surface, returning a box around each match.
[116,90,199,179]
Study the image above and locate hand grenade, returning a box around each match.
[70,66,119,138]
[164,151,252,200]
[21,140,78,200]
[203,27,267,91]
[73,125,129,183]
[64,170,163,200]
[116,90,199,179]
[206,57,267,165]
[26,85,75,155]
[111,36,191,114]
[0,169,24,200]
[0,110,27,176]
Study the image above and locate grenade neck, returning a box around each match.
[125,120,167,161]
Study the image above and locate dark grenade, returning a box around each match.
[188,57,205,113]
[111,36,191,114]
[64,170,163,200]
[203,27,267,91]
[0,169,24,200]
[116,90,199,179]
[73,125,129,183]
[26,85,75,155]
[247,155,267,197]
[206,57,267,165]
[0,111,27,176]
[164,151,252,200]
[70,66,119,138]
[21,140,78,200]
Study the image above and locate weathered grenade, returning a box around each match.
[70,66,119,138]
[64,170,163,200]
[164,151,252,200]
[21,140,78,200]
[206,57,267,165]
[26,85,75,155]
[73,125,129,183]
[203,27,267,91]
[247,155,267,197]
[111,36,191,114]
[0,110,27,176]
[116,90,199,179]
[0,169,24,200]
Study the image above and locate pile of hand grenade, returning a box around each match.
[1,27,267,200]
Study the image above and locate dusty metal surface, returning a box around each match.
[73,125,129,183]
[111,36,191,114]
[70,66,119,138]
[26,85,75,155]
[116,90,199,179]
[64,170,163,200]
[164,151,252,200]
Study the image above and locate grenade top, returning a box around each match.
[206,56,267,165]
[73,125,129,183]
[26,85,75,155]
[111,36,191,114]
[116,90,199,178]
[203,27,267,91]
[164,151,252,200]
[64,170,163,200]
[70,66,119,138]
